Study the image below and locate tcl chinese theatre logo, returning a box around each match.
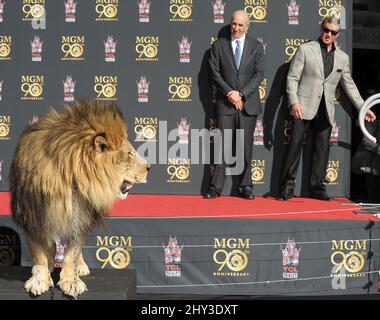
[0,0,5,23]
[162,236,184,278]
[281,237,302,279]
[138,0,151,23]
[96,236,132,269]
[244,0,268,23]
[213,238,250,277]
[21,75,44,100]
[253,118,264,145]
[212,0,225,24]
[135,36,159,61]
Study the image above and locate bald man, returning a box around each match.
[205,10,265,199]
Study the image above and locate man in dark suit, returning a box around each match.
[204,10,265,199]
[277,17,375,201]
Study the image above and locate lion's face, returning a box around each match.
[117,140,150,200]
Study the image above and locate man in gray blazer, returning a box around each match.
[204,10,265,199]
[278,16,376,201]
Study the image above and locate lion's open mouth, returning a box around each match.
[120,180,133,194]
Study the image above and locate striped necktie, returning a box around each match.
[234,39,242,69]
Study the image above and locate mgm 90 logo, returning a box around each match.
[326,160,339,185]
[0,35,11,60]
[22,0,45,21]
[244,0,268,23]
[251,160,265,184]
[134,117,158,142]
[168,77,192,102]
[94,76,117,100]
[319,0,343,23]
[259,78,268,103]
[95,0,118,21]
[169,0,193,22]
[213,238,250,276]
[21,75,44,100]
[136,36,159,61]
[0,115,11,140]
[331,240,366,279]
[96,236,132,269]
[285,38,308,62]
[167,158,191,183]
[61,36,85,60]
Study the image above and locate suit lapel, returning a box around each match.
[225,38,237,71]
[311,41,324,79]
[239,37,250,70]
[325,45,340,82]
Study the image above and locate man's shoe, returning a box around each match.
[240,186,255,200]
[311,190,331,201]
[204,188,220,199]
[277,190,293,201]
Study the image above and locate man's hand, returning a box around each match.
[227,91,241,104]
[365,110,376,122]
[234,99,244,111]
[291,103,304,120]
[227,90,244,111]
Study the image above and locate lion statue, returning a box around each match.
[9,100,150,298]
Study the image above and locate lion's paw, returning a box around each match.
[58,278,88,298]
[24,265,53,296]
[77,263,90,276]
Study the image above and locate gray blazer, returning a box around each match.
[287,40,364,124]
[209,35,265,115]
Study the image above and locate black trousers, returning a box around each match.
[279,103,332,193]
[211,111,257,193]
[365,174,380,203]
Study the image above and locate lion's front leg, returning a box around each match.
[77,251,90,276]
[58,243,88,298]
[24,236,54,296]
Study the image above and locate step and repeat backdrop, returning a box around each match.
[0,0,354,196]
[0,216,379,296]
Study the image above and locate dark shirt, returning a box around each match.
[319,38,335,79]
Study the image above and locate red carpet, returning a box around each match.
[1,192,379,221]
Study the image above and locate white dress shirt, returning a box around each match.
[231,33,246,55]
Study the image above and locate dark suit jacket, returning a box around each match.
[209,35,265,115]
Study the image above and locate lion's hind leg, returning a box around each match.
[24,236,54,296]
[58,243,88,298]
